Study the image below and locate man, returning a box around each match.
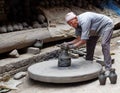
[64,12,114,72]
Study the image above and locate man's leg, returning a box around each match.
[86,36,99,61]
[101,28,113,70]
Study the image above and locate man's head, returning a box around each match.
[65,12,78,28]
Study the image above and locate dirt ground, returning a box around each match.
[9,36,120,93]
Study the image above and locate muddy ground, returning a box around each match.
[8,36,120,93]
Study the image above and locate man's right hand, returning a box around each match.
[63,42,73,45]
[68,44,77,49]
[63,42,69,46]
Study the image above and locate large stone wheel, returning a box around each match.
[28,58,102,83]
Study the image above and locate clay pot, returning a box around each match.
[13,24,19,31]
[33,39,43,49]
[22,22,28,27]
[58,45,71,67]
[109,68,117,84]
[18,23,23,30]
[0,26,7,33]
[28,26,33,29]
[33,21,41,28]
[22,22,29,30]
[38,14,46,24]
[98,70,106,85]
[7,25,13,32]
[41,23,48,28]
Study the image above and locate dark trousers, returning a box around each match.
[86,36,99,61]
[86,29,113,70]
[86,22,113,70]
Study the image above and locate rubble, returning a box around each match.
[27,47,40,55]
[9,49,20,58]
[14,72,27,80]
[0,79,22,90]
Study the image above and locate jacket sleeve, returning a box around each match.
[81,18,91,40]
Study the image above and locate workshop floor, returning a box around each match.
[9,36,120,93]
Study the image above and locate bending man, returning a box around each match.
[65,12,114,72]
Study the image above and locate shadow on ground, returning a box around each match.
[27,77,98,88]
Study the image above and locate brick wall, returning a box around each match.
[0,0,5,14]
[0,0,7,22]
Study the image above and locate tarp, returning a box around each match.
[102,0,120,15]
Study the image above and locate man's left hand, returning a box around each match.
[68,45,76,49]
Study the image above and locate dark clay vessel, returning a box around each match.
[33,39,43,49]
[58,44,71,67]
[98,70,106,85]
[109,68,117,84]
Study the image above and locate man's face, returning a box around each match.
[67,17,78,28]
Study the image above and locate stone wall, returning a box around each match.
[0,49,60,77]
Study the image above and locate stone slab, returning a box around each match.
[27,47,40,54]
[28,58,102,83]
[0,47,60,76]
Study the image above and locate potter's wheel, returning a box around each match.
[28,57,102,83]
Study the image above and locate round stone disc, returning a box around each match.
[28,58,102,83]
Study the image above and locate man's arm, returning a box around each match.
[68,39,86,49]
[67,36,81,45]
[74,39,86,47]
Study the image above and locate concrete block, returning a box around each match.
[14,72,27,80]
[9,49,20,58]
[27,47,40,54]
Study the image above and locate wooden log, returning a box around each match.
[0,28,51,54]
[0,27,72,54]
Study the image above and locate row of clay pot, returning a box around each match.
[38,0,103,8]
[99,68,117,85]
[0,22,48,33]
[0,13,47,33]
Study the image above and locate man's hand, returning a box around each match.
[63,42,69,46]
[68,44,76,49]
[62,42,73,46]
